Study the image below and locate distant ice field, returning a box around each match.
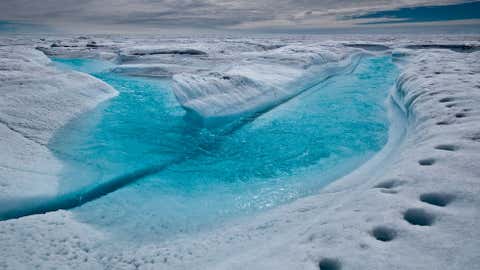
[45,55,397,242]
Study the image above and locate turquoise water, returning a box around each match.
[51,56,397,242]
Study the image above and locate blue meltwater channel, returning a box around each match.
[50,56,398,243]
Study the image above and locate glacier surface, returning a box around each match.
[0,34,479,270]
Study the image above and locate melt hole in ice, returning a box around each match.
[420,192,455,207]
[439,97,455,103]
[434,144,458,151]
[374,179,405,189]
[371,226,397,242]
[418,158,435,166]
[318,258,342,270]
[436,121,451,126]
[404,208,435,226]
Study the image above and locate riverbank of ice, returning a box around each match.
[0,47,117,202]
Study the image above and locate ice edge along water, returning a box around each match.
[0,47,367,221]
[0,46,117,203]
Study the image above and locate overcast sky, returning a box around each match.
[0,0,479,33]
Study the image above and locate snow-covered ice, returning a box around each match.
[0,35,479,269]
[0,46,116,202]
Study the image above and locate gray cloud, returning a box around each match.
[0,0,473,33]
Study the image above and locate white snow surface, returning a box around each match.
[0,46,117,201]
[0,35,479,269]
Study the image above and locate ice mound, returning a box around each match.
[111,64,173,77]
[405,44,480,53]
[343,43,390,51]
[126,46,207,56]
[0,47,117,144]
[0,47,117,200]
[172,45,362,126]
[110,63,201,77]
[392,48,414,60]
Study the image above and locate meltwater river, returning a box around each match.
[49,55,397,242]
